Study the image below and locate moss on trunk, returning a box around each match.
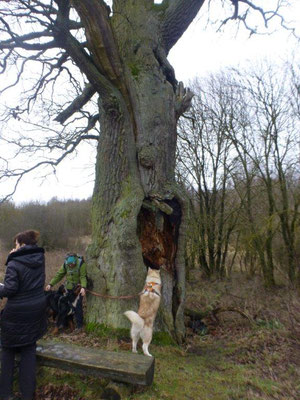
[81,1,193,342]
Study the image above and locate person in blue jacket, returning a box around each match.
[0,230,47,400]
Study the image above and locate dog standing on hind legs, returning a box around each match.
[124,268,161,357]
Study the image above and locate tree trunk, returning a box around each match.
[82,1,194,342]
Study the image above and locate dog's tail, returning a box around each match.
[124,311,144,330]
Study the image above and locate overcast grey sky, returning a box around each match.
[2,1,300,204]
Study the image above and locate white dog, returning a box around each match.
[124,268,161,357]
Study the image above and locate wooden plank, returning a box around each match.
[35,340,155,386]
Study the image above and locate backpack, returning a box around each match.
[63,253,84,271]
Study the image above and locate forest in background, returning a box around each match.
[0,1,299,398]
[0,198,91,251]
[0,63,299,400]
[1,61,300,289]
[177,62,300,288]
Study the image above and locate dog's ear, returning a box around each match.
[58,284,67,294]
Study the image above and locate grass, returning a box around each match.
[85,321,130,338]
[35,266,299,400]
[35,328,299,399]
[84,322,176,346]
[1,248,299,399]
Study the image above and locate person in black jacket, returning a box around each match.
[0,230,47,400]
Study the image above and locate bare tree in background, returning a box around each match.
[0,0,295,339]
[177,64,300,287]
[177,75,240,279]
[228,63,300,287]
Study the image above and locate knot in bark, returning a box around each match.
[138,145,156,169]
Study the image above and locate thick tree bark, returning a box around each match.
[67,0,201,342]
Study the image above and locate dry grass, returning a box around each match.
[183,270,300,400]
[36,267,300,400]
[0,246,85,285]
[186,270,300,338]
[0,240,7,281]
[44,249,70,285]
[1,247,299,399]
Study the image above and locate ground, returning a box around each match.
[0,249,299,399]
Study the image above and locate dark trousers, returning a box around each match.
[0,343,36,400]
[74,295,83,328]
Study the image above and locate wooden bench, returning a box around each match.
[0,340,155,386]
[35,340,155,386]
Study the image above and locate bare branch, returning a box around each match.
[0,115,99,203]
[162,0,205,54]
[218,0,298,37]
[55,84,97,124]
[71,0,123,87]
[0,27,55,50]
[52,1,116,99]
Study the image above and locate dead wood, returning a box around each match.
[185,306,254,325]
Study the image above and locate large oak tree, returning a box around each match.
[0,0,291,340]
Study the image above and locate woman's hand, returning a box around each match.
[10,241,22,254]
[45,285,52,291]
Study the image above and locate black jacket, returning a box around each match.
[0,245,47,347]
